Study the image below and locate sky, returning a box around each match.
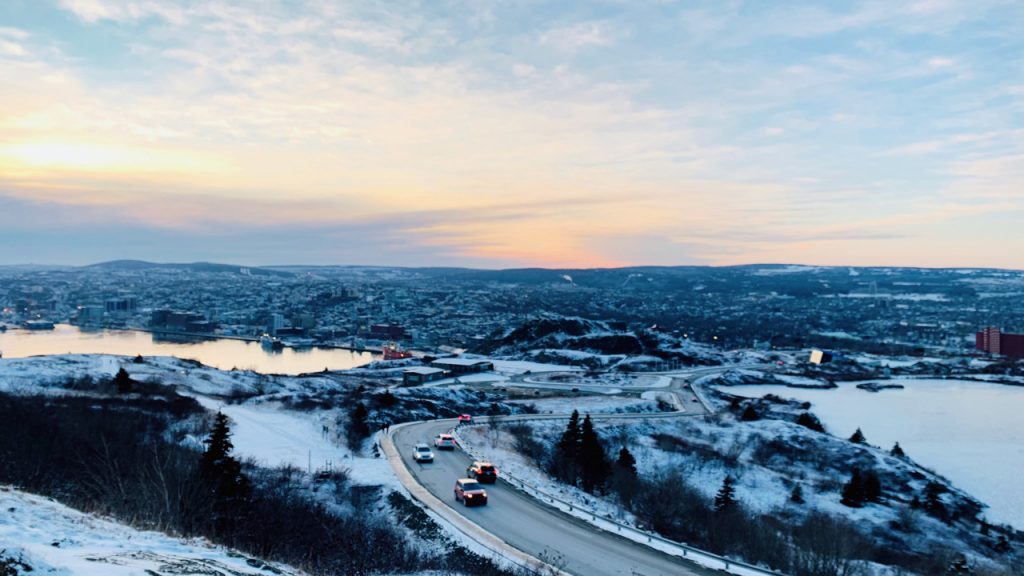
[0,0,1022,269]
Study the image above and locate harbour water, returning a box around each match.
[0,324,378,375]
[726,379,1024,529]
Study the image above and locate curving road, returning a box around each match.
[387,366,775,575]
[393,418,721,576]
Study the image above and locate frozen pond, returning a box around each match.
[725,379,1024,529]
[0,324,377,375]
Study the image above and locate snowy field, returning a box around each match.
[0,486,296,576]
[188,395,402,489]
[725,379,1024,528]
[507,394,661,414]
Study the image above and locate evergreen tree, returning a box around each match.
[863,470,882,503]
[740,404,759,421]
[346,402,370,450]
[578,415,609,493]
[376,389,398,408]
[199,412,251,536]
[790,484,805,504]
[615,446,637,477]
[199,412,234,477]
[891,442,905,457]
[924,481,947,521]
[795,412,825,432]
[714,475,737,513]
[841,468,865,507]
[611,446,640,505]
[993,535,1011,553]
[550,410,581,485]
[849,427,867,444]
[114,367,133,394]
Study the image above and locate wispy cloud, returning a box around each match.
[539,20,623,53]
[0,0,1021,267]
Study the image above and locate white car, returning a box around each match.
[433,433,457,450]
[412,443,434,463]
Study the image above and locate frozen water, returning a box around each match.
[726,379,1024,528]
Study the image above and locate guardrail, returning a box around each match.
[382,420,571,576]
[452,413,785,576]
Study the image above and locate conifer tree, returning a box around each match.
[795,412,825,432]
[578,415,609,493]
[841,468,865,507]
[924,481,947,521]
[114,367,133,394]
[611,446,639,504]
[863,470,882,503]
[616,446,637,477]
[346,402,370,450]
[790,484,805,504]
[891,442,905,457]
[740,404,759,421]
[199,412,250,536]
[849,427,867,444]
[714,475,737,513]
[551,410,581,485]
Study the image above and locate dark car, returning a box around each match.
[466,461,498,484]
[454,478,488,506]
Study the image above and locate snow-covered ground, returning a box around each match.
[508,394,660,415]
[0,486,296,576]
[522,372,672,389]
[456,423,641,525]
[490,359,583,374]
[725,378,1024,529]
[0,353,342,397]
[187,396,402,489]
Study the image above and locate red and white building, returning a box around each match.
[976,327,1024,358]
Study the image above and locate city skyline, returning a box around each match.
[1,1,1022,268]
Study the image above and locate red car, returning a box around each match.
[454,478,488,506]
[458,414,473,424]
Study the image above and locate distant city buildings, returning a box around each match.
[809,349,834,364]
[270,313,285,336]
[976,327,1024,358]
[105,296,138,314]
[150,309,216,333]
[370,323,406,340]
[430,357,494,374]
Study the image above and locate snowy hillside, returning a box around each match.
[0,486,295,576]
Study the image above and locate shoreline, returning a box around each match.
[0,324,385,355]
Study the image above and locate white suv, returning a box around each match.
[412,443,434,463]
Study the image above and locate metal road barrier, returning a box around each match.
[452,413,786,576]
[381,420,572,576]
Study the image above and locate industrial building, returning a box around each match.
[370,323,406,340]
[429,357,494,374]
[150,309,216,333]
[976,327,1024,358]
[402,367,447,386]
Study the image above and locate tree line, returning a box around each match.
[0,385,530,575]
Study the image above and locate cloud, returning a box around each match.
[0,0,1019,268]
[0,27,29,39]
[539,20,622,53]
[57,0,187,24]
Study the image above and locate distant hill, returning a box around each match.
[85,260,293,277]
